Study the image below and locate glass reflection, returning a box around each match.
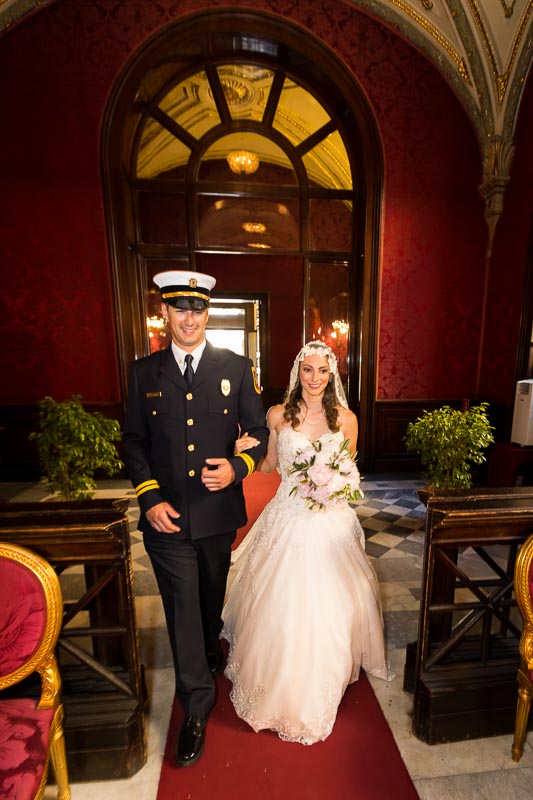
[273,79,331,144]
[159,70,221,138]
[197,196,299,250]
[199,132,296,185]
[307,262,350,383]
[137,118,191,179]
[303,131,352,189]
[309,199,352,251]
[216,65,274,121]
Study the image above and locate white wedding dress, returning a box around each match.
[221,428,392,745]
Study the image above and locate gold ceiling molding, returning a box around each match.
[0,0,54,32]
[499,0,517,17]
[388,0,471,82]
[468,0,532,105]
[219,78,256,107]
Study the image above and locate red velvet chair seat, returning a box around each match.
[0,544,70,799]
[0,699,54,800]
[0,565,45,676]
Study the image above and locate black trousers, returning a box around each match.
[143,528,235,718]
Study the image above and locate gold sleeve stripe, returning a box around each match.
[236,452,255,476]
[135,479,160,497]
[251,365,261,394]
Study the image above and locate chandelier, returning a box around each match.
[242,221,266,234]
[332,319,349,337]
[226,150,259,175]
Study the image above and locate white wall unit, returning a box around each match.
[511,380,533,446]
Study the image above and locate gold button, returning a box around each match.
[186,392,193,400]
[224,409,228,414]
[152,410,157,416]
[188,469,195,477]
[188,444,195,452]
[187,418,194,426]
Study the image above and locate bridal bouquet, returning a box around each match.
[287,438,362,511]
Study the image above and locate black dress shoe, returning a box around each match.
[175,715,206,767]
[206,644,224,675]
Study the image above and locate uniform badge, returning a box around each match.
[221,379,231,396]
[252,366,261,394]
[189,277,198,288]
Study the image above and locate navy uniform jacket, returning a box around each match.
[122,341,269,539]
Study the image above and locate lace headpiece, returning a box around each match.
[287,341,349,409]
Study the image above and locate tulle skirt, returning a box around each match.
[221,495,391,744]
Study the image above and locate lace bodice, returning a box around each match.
[277,427,347,489]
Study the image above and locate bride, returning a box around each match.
[221,340,392,745]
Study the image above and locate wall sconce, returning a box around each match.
[227,150,259,175]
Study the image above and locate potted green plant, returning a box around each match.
[404,402,495,491]
[29,394,123,501]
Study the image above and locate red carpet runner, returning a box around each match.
[157,471,419,800]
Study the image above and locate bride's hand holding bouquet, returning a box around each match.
[288,438,363,511]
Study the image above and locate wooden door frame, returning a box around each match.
[101,10,383,467]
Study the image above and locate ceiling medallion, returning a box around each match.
[227,150,260,175]
[220,78,255,106]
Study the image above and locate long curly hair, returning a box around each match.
[282,376,340,432]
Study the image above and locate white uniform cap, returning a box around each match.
[153,270,216,308]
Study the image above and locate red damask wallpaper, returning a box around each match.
[0,0,529,407]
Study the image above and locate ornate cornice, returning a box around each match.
[467,0,532,107]
[498,0,517,19]
[0,0,55,32]
[354,0,487,144]
[385,0,471,83]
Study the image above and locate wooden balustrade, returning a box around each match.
[404,487,533,743]
[0,499,146,781]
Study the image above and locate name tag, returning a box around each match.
[146,392,162,398]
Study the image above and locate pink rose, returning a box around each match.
[296,445,316,464]
[327,473,348,495]
[307,464,331,486]
[312,485,333,506]
[313,449,330,467]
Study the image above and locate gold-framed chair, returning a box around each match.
[512,532,533,761]
[0,542,70,799]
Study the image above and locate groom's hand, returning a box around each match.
[202,458,235,491]
[146,501,181,533]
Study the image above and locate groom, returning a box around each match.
[122,270,268,766]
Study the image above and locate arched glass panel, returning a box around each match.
[306,261,350,383]
[158,70,221,138]
[273,78,331,144]
[216,65,275,121]
[198,132,296,185]
[197,196,299,250]
[309,200,352,252]
[138,191,187,244]
[136,118,191,179]
[303,130,352,189]
[104,13,381,464]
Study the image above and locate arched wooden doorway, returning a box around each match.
[102,10,383,465]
